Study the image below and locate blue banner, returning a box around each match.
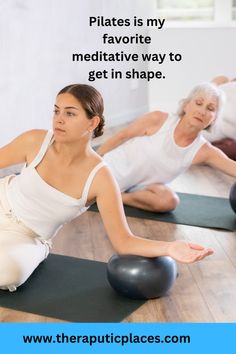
[0,323,235,354]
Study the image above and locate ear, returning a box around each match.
[181,98,189,117]
[205,117,216,131]
[89,116,100,130]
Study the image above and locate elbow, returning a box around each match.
[118,130,129,144]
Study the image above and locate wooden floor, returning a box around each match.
[1,130,236,322]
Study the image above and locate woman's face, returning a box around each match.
[52,93,95,142]
[183,93,218,130]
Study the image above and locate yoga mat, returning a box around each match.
[90,192,236,231]
[0,254,145,322]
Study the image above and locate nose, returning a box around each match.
[55,112,65,124]
[198,106,206,116]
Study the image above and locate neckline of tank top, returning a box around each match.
[147,113,197,146]
[170,115,201,150]
[24,131,104,204]
[30,166,88,204]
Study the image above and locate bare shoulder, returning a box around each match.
[0,129,48,168]
[91,163,118,194]
[120,110,168,139]
[22,129,48,162]
[145,110,168,135]
[144,110,168,123]
[22,129,47,146]
[94,164,115,184]
[193,141,220,164]
[152,110,168,119]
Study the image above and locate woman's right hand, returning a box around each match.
[167,240,214,264]
[93,166,214,264]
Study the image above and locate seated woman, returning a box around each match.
[97,82,236,212]
[0,84,213,292]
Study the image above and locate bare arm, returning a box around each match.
[193,142,236,178]
[0,130,46,169]
[93,167,213,263]
[96,111,167,156]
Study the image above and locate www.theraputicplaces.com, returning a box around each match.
[22,332,190,346]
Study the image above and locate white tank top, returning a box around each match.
[6,131,105,240]
[104,114,207,192]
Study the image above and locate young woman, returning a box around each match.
[98,82,236,212]
[0,84,213,292]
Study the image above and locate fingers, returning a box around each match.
[196,248,214,259]
[181,247,214,264]
[190,248,214,263]
[178,240,212,252]
[171,240,214,264]
[186,242,214,258]
[211,75,229,85]
[188,242,205,251]
[206,247,214,255]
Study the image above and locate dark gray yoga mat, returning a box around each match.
[90,192,236,231]
[0,254,145,322]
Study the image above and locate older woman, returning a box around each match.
[98,82,236,212]
[0,84,213,292]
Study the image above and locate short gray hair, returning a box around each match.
[177,82,226,121]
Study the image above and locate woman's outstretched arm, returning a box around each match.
[194,142,236,178]
[96,111,167,156]
[93,166,214,263]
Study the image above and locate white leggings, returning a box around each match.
[0,176,50,292]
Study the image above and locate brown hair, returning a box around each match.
[58,84,105,138]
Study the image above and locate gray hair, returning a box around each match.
[177,82,226,122]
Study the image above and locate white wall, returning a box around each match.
[148,27,236,113]
[2,1,235,148]
[0,0,155,146]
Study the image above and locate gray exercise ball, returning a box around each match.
[229,182,236,213]
[107,254,177,299]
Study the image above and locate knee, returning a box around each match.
[166,193,180,211]
[148,185,180,212]
[156,193,179,212]
[0,253,22,290]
